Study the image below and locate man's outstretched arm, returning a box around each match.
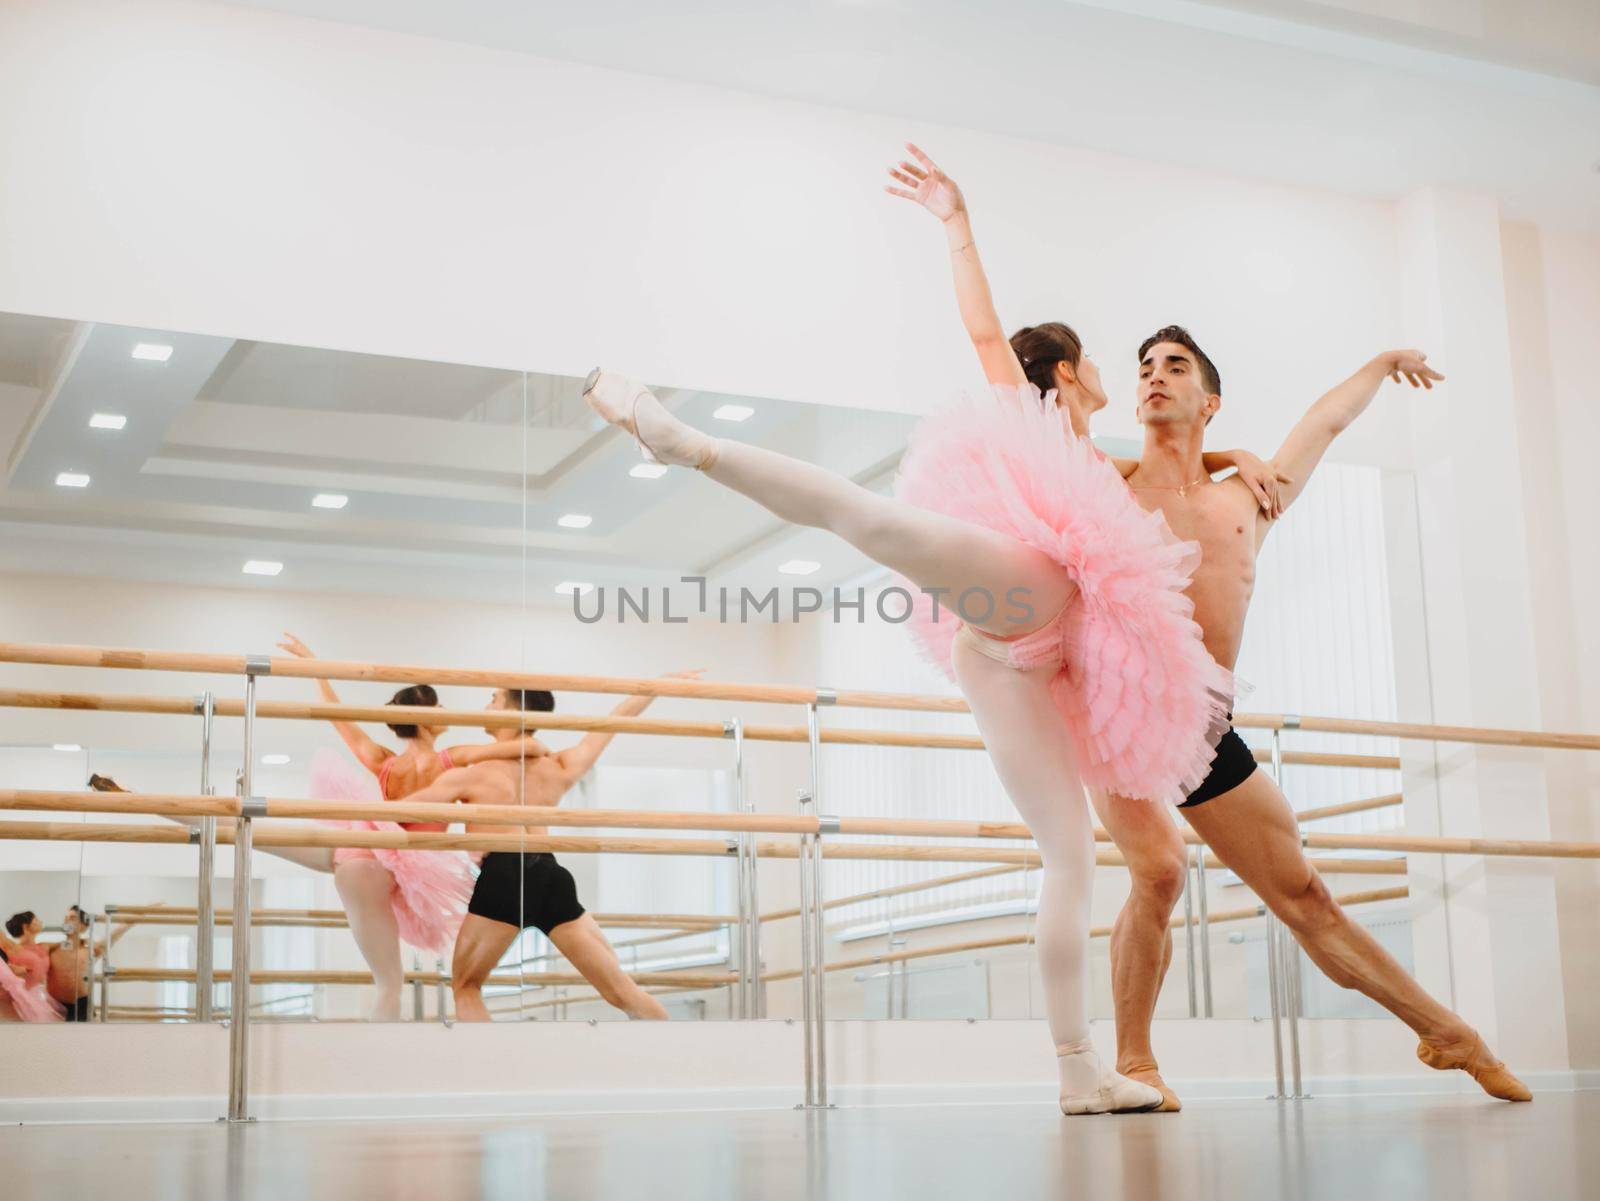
[1267,350,1442,525]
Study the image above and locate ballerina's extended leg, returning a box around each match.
[583,370,1075,638]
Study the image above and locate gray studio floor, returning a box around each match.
[6,1092,1594,1201]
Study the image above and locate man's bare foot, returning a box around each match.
[1120,1061,1182,1112]
[1417,1033,1531,1102]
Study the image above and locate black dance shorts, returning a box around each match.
[1177,724,1259,809]
[468,852,586,934]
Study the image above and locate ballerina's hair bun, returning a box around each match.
[1008,323,1084,401]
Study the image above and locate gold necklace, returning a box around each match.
[1130,472,1209,498]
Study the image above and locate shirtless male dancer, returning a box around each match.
[396,672,703,1022]
[48,905,133,1021]
[1098,326,1530,1107]
[885,144,1529,1107]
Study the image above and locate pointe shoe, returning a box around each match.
[1417,1033,1532,1102]
[1120,1062,1182,1112]
[1057,1041,1165,1115]
[582,368,717,470]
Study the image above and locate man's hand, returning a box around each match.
[276,632,314,659]
[885,143,967,224]
[1379,350,1444,390]
[1230,451,1294,520]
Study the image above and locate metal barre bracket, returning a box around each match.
[817,816,842,835]
[244,654,273,676]
[1282,714,1302,729]
[187,827,201,845]
[191,694,208,715]
[814,689,837,706]
[723,838,739,855]
[722,720,737,737]
[240,797,270,818]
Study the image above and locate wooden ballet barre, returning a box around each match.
[106,967,739,989]
[7,639,1598,750]
[761,886,1413,983]
[759,864,1031,923]
[0,686,1407,763]
[100,902,730,931]
[0,788,1394,846]
[0,818,1409,872]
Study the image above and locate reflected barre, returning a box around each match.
[105,967,737,989]
[759,886,1414,984]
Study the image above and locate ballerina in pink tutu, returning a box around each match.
[579,145,1289,1113]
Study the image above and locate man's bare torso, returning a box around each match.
[48,940,88,1003]
[1128,475,1264,673]
[458,754,573,836]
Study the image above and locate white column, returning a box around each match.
[1389,188,1568,1070]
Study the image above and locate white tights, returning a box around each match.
[693,433,1103,1091]
[163,814,403,1021]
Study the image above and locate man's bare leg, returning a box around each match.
[548,914,669,1020]
[1091,791,1189,1111]
[1185,770,1530,1101]
[451,914,520,1022]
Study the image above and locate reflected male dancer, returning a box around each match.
[398,671,703,1021]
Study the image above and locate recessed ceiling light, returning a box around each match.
[629,463,669,479]
[242,560,284,576]
[55,472,91,488]
[778,560,821,575]
[555,581,594,596]
[311,493,349,510]
[260,753,291,766]
[131,343,173,362]
[89,413,127,431]
[53,744,83,753]
[557,513,593,529]
[712,404,755,422]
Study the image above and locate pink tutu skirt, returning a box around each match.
[308,749,475,957]
[0,962,64,1022]
[893,383,1233,807]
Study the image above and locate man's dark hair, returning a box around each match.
[385,683,440,740]
[1138,325,1221,397]
[504,688,555,735]
[69,905,88,927]
[5,911,35,938]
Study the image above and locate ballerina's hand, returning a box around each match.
[276,632,315,659]
[884,143,966,224]
[1383,350,1445,390]
[1231,452,1294,520]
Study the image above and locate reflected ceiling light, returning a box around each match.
[131,342,173,362]
[311,493,349,510]
[242,560,284,576]
[629,463,669,479]
[712,404,755,422]
[89,413,127,431]
[260,753,291,766]
[555,581,594,596]
[55,471,91,488]
[557,513,593,529]
[778,560,821,575]
[53,744,83,753]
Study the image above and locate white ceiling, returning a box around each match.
[0,312,911,606]
[217,0,1600,233]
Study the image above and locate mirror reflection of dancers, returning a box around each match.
[393,672,704,1023]
[1,911,65,1022]
[273,634,557,1021]
[91,637,556,1022]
